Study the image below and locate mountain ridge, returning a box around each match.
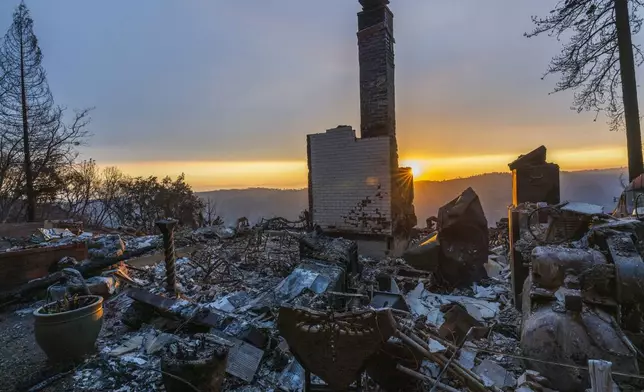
[197,167,627,226]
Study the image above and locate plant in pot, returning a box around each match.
[33,293,104,361]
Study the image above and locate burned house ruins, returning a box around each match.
[307,0,416,256]
[5,2,644,392]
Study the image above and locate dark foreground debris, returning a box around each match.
[5,194,644,391]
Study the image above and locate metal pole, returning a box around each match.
[156,218,178,295]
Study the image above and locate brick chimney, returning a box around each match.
[357,0,395,139]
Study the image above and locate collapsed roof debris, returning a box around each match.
[2,192,644,391]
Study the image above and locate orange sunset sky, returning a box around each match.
[7,0,636,191]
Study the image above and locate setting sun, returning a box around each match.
[401,160,424,179]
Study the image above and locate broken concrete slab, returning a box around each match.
[109,335,145,356]
[456,346,477,370]
[438,303,488,345]
[406,282,501,326]
[427,338,446,354]
[484,256,505,279]
[474,359,517,389]
[145,333,179,355]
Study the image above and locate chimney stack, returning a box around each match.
[357,0,395,139]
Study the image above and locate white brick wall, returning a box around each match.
[308,127,393,235]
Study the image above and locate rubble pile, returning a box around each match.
[24,214,529,391]
[8,193,644,391]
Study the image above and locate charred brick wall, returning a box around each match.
[0,242,88,292]
[307,126,393,235]
[358,0,395,139]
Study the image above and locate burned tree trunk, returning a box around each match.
[615,0,643,182]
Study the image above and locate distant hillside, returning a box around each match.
[198,168,627,226]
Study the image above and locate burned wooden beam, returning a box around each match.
[126,288,230,329]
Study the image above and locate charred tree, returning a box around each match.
[0,2,90,221]
[526,0,644,182]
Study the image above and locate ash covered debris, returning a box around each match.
[6,168,644,392]
[6,192,644,392]
[0,207,529,392]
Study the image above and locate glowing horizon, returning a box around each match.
[98,145,628,192]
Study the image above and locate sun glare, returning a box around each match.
[401,160,423,179]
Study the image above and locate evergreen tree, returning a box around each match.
[0,1,90,221]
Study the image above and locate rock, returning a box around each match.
[194,225,236,240]
[85,276,120,297]
[484,257,504,279]
[58,256,78,268]
[122,302,155,330]
[88,235,126,259]
[473,359,517,389]
[456,346,477,370]
[278,360,305,392]
[427,339,446,353]
[209,296,236,313]
[299,230,359,275]
[145,333,179,355]
[438,303,488,345]
[46,275,119,300]
[110,335,145,356]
